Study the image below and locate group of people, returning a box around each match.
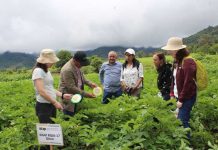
[32,37,197,139]
[99,48,144,104]
[153,37,197,139]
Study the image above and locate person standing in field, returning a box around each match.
[153,53,172,100]
[32,49,72,124]
[162,37,197,138]
[99,51,122,104]
[59,51,97,116]
[120,48,144,98]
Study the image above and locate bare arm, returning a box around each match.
[55,90,72,100]
[34,79,63,110]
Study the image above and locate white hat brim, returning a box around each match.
[37,57,59,64]
[161,45,186,51]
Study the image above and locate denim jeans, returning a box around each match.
[102,89,122,104]
[178,95,196,128]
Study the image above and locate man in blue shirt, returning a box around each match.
[99,51,122,104]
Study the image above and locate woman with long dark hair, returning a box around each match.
[153,53,172,100]
[120,48,144,97]
[162,37,197,138]
[32,49,72,124]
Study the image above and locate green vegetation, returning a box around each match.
[55,50,72,69]
[0,51,36,70]
[0,54,217,149]
[184,25,218,54]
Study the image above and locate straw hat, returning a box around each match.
[161,37,186,51]
[37,49,59,64]
[125,48,135,55]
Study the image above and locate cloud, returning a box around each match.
[0,0,218,52]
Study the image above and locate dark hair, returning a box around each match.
[176,48,189,64]
[123,58,140,69]
[32,62,48,73]
[154,53,166,64]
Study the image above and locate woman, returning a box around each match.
[153,53,172,100]
[32,49,72,123]
[120,48,144,97]
[162,37,197,133]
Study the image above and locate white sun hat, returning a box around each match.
[161,37,186,51]
[125,48,135,55]
[37,49,59,64]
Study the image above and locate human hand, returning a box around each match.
[90,83,97,89]
[157,92,162,98]
[170,96,175,99]
[53,102,63,110]
[174,108,179,118]
[63,94,72,100]
[131,86,138,92]
[177,101,183,108]
[86,93,96,98]
[125,87,133,94]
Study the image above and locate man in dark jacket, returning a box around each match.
[59,51,97,116]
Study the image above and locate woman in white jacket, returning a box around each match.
[120,48,144,98]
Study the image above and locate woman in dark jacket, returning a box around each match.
[162,37,197,138]
[153,53,172,100]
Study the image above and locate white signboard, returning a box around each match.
[36,124,64,146]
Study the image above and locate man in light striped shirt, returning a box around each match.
[99,51,122,104]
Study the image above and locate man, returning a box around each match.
[99,51,122,104]
[59,51,97,116]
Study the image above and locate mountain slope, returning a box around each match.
[85,46,156,58]
[1,25,218,69]
[184,25,218,54]
[0,51,36,69]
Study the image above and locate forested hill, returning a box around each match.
[0,51,36,70]
[85,46,156,58]
[0,25,218,69]
[184,25,218,54]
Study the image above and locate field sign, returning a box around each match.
[36,124,63,146]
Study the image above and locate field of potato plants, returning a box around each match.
[0,54,217,149]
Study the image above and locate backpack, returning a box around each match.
[182,56,208,91]
[122,61,144,88]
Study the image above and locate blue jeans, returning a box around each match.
[102,89,122,104]
[178,95,196,128]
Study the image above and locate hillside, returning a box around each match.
[0,51,36,70]
[84,46,157,58]
[0,25,218,69]
[184,25,218,54]
[0,47,156,70]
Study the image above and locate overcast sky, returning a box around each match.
[0,0,218,53]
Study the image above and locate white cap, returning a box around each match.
[125,48,135,55]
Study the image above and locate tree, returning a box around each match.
[55,50,72,69]
[136,50,145,58]
[90,56,103,73]
[209,43,218,55]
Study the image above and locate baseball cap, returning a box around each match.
[73,51,90,66]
